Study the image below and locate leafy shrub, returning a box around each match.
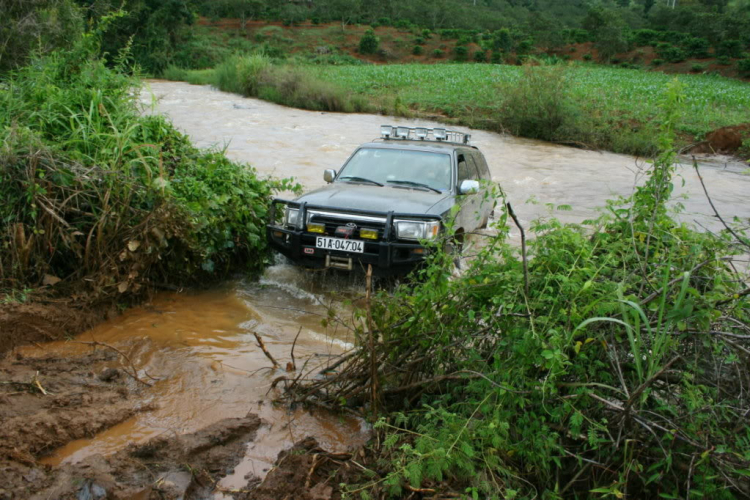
[490,50,503,64]
[473,50,487,62]
[583,52,593,61]
[717,55,732,65]
[691,62,707,73]
[684,37,710,58]
[516,39,533,54]
[293,82,750,500]
[394,19,412,30]
[717,39,743,58]
[453,46,468,61]
[412,45,423,56]
[0,44,287,297]
[655,42,686,63]
[432,49,444,58]
[421,29,432,39]
[213,54,369,113]
[377,17,391,26]
[358,29,380,55]
[311,17,320,25]
[414,37,424,45]
[738,58,750,77]
[631,28,660,46]
[651,58,664,66]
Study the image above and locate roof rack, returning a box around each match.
[379,125,471,145]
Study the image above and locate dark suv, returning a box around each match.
[266,125,493,274]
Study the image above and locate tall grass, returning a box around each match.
[165,54,371,113]
[0,42,291,301]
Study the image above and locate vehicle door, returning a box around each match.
[455,151,481,230]
[469,150,493,223]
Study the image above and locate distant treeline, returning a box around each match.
[2,0,749,75]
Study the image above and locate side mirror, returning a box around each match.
[323,169,336,183]
[459,179,480,195]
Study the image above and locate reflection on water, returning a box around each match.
[30,260,371,490]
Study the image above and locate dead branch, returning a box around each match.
[506,202,528,296]
[693,159,750,251]
[74,341,153,387]
[253,332,280,369]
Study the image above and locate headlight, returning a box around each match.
[285,207,300,227]
[395,220,440,241]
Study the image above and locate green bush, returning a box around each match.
[651,58,664,66]
[453,46,468,61]
[685,37,710,58]
[359,29,380,55]
[0,44,288,297]
[421,29,432,39]
[738,58,750,77]
[716,39,743,58]
[412,45,423,56]
[432,49,444,58]
[212,54,370,113]
[583,52,593,61]
[473,50,487,62]
[717,55,732,65]
[655,42,686,63]
[490,50,503,64]
[691,62,707,73]
[414,37,425,45]
[295,82,750,499]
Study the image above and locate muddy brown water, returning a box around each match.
[22,81,749,495]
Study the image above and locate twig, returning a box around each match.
[641,257,730,305]
[506,202,528,296]
[290,326,302,372]
[253,332,280,369]
[693,159,750,251]
[716,287,750,306]
[73,341,153,387]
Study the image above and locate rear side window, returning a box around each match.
[457,153,479,185]
[470,151,490,180]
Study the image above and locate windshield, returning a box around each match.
[337,148,452,192]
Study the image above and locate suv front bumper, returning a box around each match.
[266,200,441,274]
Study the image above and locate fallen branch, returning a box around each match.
[506,202,529,296]
[253,332,280,369]
[74,341,153,387]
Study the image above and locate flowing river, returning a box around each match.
[25,81,749,496]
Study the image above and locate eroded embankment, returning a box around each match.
[0,271,371,499]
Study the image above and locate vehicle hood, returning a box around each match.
[295,184,451,216]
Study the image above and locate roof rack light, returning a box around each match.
[380,125,471,145]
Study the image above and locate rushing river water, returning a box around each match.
[27,81,749,495]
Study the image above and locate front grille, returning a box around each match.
[308,213,387,241]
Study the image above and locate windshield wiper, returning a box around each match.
[386,180,442,194]
[339,176,384,187]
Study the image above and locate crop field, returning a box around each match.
[311,63,750,137]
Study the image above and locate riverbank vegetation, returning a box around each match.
[167,56,750,156]
[0,24,291,308]
[285,82,750,498]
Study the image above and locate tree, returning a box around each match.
[358,28,379,54]
[584,5,629,62]
[323,0,362,30]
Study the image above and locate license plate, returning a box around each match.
[315,236,364,254]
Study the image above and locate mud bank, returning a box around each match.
[0,345,363,500]
[0,302,108,357]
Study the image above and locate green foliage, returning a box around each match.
[359,29,380,55]
[0,0,85,73]
[212,54,369,113]
[0,41,287,297]
[412,45,423,56]
[656,43,687,63]
[432,49,444,58]
[453,46,468,62]
[328,81,750,499]
[738,58,750,77]
[473,50,486,63]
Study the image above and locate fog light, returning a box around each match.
[307,223,325,234]
[273,231,283,238]
[360,228,378,240]
[412,248,425,254]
